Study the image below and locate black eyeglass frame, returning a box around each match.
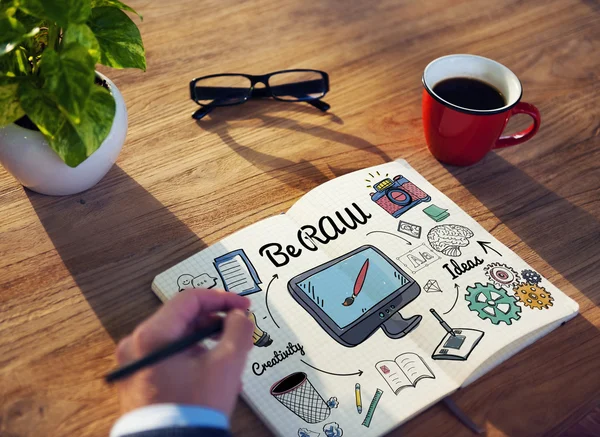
[189,69,330,119]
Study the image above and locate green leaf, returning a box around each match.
[63,23,100,63]
[90,0,142,20]
[0,46,30,76]
[0,11,39,56]
[19,0,91,27]
[18,81,65,138]
[88,7,146,70]
[40,45,95,124]
[19,81,116,167]
[0,79,25,126]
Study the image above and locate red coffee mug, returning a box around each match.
[422,54,541,166]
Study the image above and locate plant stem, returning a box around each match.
[47,23,60,51]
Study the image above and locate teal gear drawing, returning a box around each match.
[465,282,521,325]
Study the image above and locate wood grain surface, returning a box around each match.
[1,0,599,436]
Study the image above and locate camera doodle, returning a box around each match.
[369,175,431,218]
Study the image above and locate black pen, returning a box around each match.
[105,318,224,383]
[430,308,456,337]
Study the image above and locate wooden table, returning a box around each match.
[1,0,599,435]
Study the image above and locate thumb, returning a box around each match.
[215,309,254,359]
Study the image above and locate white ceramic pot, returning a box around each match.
[0,71,127,196]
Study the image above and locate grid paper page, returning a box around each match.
[152,159,579,437]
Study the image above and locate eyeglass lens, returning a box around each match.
[268,71,326,101]
[194,75,252,106]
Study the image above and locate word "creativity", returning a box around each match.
[252,342,306,376]
[259,203,373,268]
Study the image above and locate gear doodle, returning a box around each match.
[521,269,542,285]
[513,283,553,310]
[465,282,521,325]
[484,263,521,287]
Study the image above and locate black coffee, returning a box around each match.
[433,77,506,110]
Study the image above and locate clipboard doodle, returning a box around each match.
[214,249,262,296]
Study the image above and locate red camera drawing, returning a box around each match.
[370,175,431,217]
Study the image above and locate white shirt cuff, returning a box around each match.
[110,404,228,437]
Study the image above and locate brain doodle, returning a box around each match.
[427,224,474,257]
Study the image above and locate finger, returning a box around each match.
[115,336,134,365]
[133,289,250,353]
[214,309,254,359]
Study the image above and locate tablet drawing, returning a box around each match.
[288,245,422,347]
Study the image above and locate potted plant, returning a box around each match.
[0,0,145,195]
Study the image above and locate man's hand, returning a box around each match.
[114,288,254,416]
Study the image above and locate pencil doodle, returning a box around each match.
[424,279,442,293]
[214,249,262,295]
[248,310,273,347]
[397,220,422,239]
[423,204,450,222]
[397,244,441,273]
[427,224,474,257]
[298,428,320,437]
[465,282,521,325]
[362,388,383,428]
[513,283,553,310]
[368,174,431,218]
[355,383,363,414]
[289,245,422,347]
[177,273,217,291]
[521,269,542,285]
[323,422,343,437]
[270,372,331,424]
[484,263,521,288]
[430,309,484,361]
[376,352,435,394]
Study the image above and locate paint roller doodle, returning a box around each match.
[342,258,369,306]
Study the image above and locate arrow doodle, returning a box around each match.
[443,284,460,315]
[366,231,411,245]
[477,241,502,257]
[265,274,280,329]
[301,359,363,377]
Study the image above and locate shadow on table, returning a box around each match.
[196,100,391,191]
[444,152,600,306]
[26,165,208,342]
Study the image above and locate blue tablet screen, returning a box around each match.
[297,247,408,329]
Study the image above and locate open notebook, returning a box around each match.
[152,160,579,436]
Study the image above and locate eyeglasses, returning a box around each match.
[189,69,330,120]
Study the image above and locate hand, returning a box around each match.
[114,288,254,417]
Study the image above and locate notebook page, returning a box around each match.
[152,173,456,436]
[282,159,578,389]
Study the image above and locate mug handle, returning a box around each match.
[494,102,541,149]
